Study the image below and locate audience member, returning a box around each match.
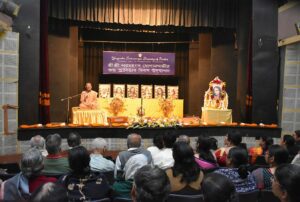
[59,146,112,201]
[202,173,238,202]
[147,135,164,157]
[30,135,48,157]
[208,137,218,151]
[90,138,115,172]
[291,151,300,165]
[113,154,148,199]
[43,134,70,175]
[166,142,203,194]
[132,165,171,202]
[177,134,190,145]
[252,145,289,190]
[215,132,242,167]
[281,135,299,162]
[259,136,274,155]
[29,182,68,202]
[0,148,57,201]
[152,133,176,170]
[272,164,300,202]
[67,132,81,149]
[115,133,152,178]
[215,147,257,193]
[194,136,218,170]
[293,130,300,147]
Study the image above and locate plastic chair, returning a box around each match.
[0,163,20,173]
[113,198,132,202]
[91,198,111,202]
[0,173,15,181]
[103,171,115,185]
[260,190,280,202]
[167,194,204,202]
[238,190,259,202]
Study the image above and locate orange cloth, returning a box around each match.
[248,146,263,164]
[79,90,98,109]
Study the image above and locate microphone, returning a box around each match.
[61,98,64,101]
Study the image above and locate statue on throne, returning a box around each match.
[204,77,228,110]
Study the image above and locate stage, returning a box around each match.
[17,126,281,141]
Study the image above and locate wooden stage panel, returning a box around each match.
[17,126,281,140]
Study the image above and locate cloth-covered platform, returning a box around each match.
[17,126,281,141]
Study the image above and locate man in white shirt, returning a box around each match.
[114,133,152,178]
[90,138,115,172]
[152,133,176,170]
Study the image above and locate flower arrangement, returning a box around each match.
[106,97,125,116]
[127,117,181,129]
[159,98,175,118]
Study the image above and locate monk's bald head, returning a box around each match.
[127,133,142,148]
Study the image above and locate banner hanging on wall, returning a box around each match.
[103,51,175,75]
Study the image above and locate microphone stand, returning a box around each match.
[61,93,81,124]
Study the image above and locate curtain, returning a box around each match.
[39,0,51,124]
[246,21,252,122]
[48,0,238,28]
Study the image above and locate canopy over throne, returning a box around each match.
[204,76,228,110]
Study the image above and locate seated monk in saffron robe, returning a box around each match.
[79,82,98,109]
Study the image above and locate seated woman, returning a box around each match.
[281,135,299,162]
[202,173,238,202]
[215,147,257,193]
[272,164,300,202]
[194,136,218,171]
[58,146,112,201]
[0,148,57,201]
[215,132,242,167]
[165,142,204,195]
[252,145,289,190]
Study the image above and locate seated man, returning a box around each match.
[30,135,48,157]
[67,132,81,149]
[43,134,70,175]
[152,133,176,170]
[132,165,171,202]
[0,148,57,201]
[90,138,115,172]
[114,133,152,178]
[79,82,98,110]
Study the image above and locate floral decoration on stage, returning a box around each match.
[204,76,229,110]
[127,117,181,129]
[159,98,175,118]
[106,97,126,116]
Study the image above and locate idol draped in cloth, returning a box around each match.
[79,82,98,109]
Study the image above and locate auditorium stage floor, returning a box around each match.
[17,126,281,140]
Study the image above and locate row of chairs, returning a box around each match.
[87,190,279,202]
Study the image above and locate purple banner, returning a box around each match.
[103,51,175,75]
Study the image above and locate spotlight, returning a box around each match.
[0,0,20,17]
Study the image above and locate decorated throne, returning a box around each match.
[202,77,232,123]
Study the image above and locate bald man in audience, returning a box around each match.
[79,82,98,109]
[114,133,152,178]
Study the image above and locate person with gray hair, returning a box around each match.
[90,138,115,172]
[30,135,48,157]
[114,133,152,178]
[177,134,190,145]
[0,148,57,201]
[42,133,70,175]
